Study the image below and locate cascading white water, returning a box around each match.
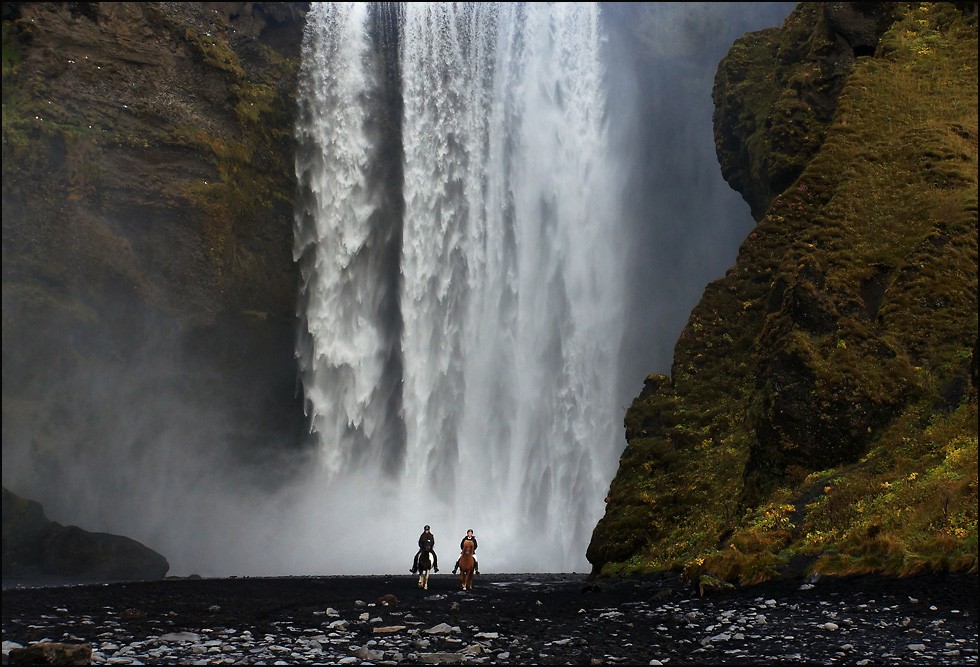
[294,2,402,476]
[296,2,625,573]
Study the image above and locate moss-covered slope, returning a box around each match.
[2,3,310,482]
[588,2,978,582]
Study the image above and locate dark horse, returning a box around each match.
[458,541,475,590]
[416,547,435,590]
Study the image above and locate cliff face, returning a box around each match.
[3,486,170,582]
[588,2,978,581]
[2,3,311,496]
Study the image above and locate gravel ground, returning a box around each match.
[2,571,977,664]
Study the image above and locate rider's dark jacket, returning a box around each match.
[419,531,435,550]
[460,535,477,551]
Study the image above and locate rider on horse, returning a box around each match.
[451,529,479,575]
[411,525,439,573]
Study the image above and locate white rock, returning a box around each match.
[159,632,201,643]
[353,646,384,660]
[424,623,455,635]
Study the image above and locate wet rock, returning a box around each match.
[424,622,456,635]
[417,652,465,664]
[1,573,976,665]
[373,625,406,634]
[8,641,92,665]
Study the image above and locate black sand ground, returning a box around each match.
[3,571,978,664]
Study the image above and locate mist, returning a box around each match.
[604,2,795,407]
[1,2,794,578]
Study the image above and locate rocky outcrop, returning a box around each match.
[712,3,896,221]
[2,487,169,582]
[589,2,978,581]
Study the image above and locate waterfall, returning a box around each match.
[295,2,625,573]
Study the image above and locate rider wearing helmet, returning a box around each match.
[451,529,479,575]
[411,525,439,573]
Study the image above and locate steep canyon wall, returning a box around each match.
[588,2,978,581]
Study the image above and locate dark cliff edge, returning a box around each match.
[2,3,312,517]
[2,486,169,583]
[588,2,978,584]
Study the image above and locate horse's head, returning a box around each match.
[462,542,475,556]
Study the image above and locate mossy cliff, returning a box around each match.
[588,2,978,582]
[2,3,310,481]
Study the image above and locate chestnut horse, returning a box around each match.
[458,541,475,590]
[416,547,434,590]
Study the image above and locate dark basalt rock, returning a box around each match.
[824,1,893,58]
[2,487,169,583]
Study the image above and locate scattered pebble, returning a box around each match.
[2,574,976,665]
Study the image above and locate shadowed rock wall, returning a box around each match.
[2,3,312,500]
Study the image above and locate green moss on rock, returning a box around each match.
[590,1,978,584]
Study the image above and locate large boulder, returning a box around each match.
[2,487,169,582]
[8,642,93,666]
